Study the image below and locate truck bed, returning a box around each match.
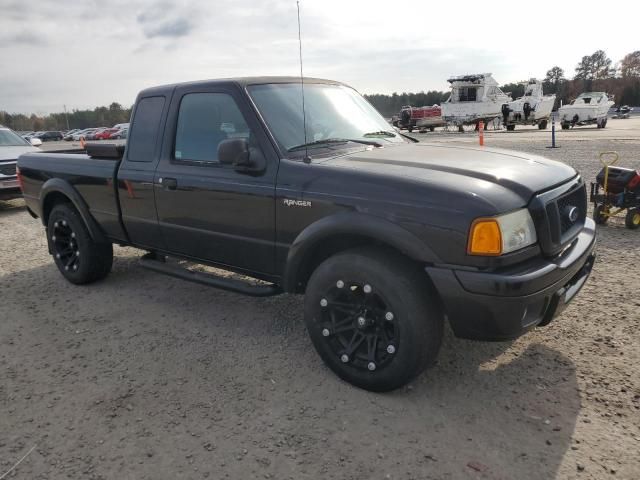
[18,150,125,241]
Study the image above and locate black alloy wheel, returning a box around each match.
[304,247,443,392]
[51,218,81,273]
[316,280,399,373]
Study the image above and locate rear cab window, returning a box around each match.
[127,96,166,162]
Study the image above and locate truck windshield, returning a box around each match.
[0,129,30,146]
[247,83,404,154]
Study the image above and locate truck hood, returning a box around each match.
[0,146,39,162]
[323,142,576,203]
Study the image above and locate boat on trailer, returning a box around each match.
[558,92,614,129]
[501,79,556,131]
[441,73,511,131]
[397,105,446,132]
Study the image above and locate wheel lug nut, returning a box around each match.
[62,220,66,226]
[71,232,76,238]
[320,298,328,307]
[363,284,372,293]
[367,362,376,371]
[357,317,366,327]
[340,354,349,363]
[56,253,61,259]
[65,266,69,271]
[76,251,80,256]
[73,265,78,270]
[54,222,58,227]
[385,311,394,321]
[336,280,344,288]
[51,236,56,241]
[387,345,396,354]
[322,328,330,337]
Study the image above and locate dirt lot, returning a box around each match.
[1,119,639,479]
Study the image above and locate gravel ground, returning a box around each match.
[1,120,639,479]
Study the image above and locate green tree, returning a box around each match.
[620,51,640,78]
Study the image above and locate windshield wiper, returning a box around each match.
[362,130,397,138]
[287,138,382,152]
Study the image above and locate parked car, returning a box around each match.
[63,129,81,140]
[86,128,107,140]
[108,128,128,139]
[95,128,119,140]
[17,77,596,392]
[35,131,63,142]
[72,128,97,141]
[0,126,39,200]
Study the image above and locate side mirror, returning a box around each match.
[217,138,265,173]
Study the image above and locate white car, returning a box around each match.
[1,127,39,200]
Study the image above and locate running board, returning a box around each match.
[139,256,282,297]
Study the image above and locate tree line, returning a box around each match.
[1,50,639,129]
[364,50,640,117]
[0,102,132,132]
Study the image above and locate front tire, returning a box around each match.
[47,203,113,284]
[303,248,444,392]
[593,204,608,225]
[625,208,640,229]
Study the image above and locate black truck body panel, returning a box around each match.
[17,76,596,340]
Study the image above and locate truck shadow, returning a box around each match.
[1,254,579,479]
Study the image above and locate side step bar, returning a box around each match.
[139,255,282,297]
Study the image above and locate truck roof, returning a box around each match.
[138,76,346,97]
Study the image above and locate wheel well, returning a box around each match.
[293,234,415,294]
[42,192,72,224]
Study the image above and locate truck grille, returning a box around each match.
[531,178,587,256]
[0,162,17,176]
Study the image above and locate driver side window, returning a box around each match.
[174,93,251,164]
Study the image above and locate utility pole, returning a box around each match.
[63,104,70,130]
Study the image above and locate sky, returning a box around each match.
[1,0,637,114]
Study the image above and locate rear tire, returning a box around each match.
[538,120,548,129]
[303,247,444,392]
[506,124,515,131]
[47,203,113,284]
[625,208,640,229]
[593,204,608,225]
[561,123,570,130]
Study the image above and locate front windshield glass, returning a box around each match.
[0,129,30,147]
[247,83,403,153]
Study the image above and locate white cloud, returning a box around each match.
[0,0,637,113]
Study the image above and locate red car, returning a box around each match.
[94,128,119,140]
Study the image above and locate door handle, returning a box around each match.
[160,177,178,190]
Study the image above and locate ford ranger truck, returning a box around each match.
[17,77,596,392]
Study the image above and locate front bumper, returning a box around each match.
[0,178,21,200]
[426,219,597,341]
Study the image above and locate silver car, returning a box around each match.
[0,127,39,200]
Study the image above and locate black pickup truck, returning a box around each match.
[17,77,596,391]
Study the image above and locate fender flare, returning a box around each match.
[40,178,108,243]
[282,211,441,292]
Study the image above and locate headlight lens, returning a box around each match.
[468,209,537,256]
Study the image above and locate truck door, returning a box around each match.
[153,86,277,275]
[117,94,168,250]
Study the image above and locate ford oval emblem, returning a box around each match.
[566,206,579,223]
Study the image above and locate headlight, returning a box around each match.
[468,209,537,256]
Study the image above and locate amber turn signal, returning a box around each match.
[468,219,502,255]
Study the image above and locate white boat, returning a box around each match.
[441,73,512,131]
[558,92,614,129]
[501,79,556,131]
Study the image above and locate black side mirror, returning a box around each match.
[217,138,266,173]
